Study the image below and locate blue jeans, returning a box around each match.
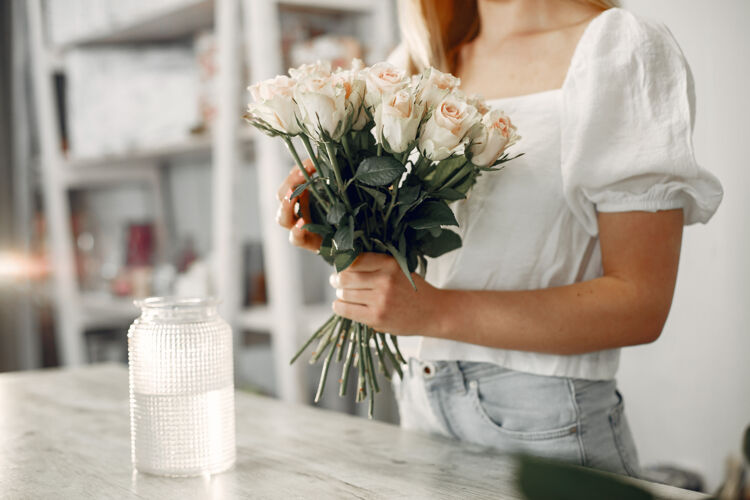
[393,358,642,478]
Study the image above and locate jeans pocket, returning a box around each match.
[608,390,641,478]
[467,379,579,441]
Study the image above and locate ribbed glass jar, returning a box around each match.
[128,297,235,477]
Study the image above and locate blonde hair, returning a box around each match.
[397,0,619,74]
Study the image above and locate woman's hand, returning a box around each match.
[275,159,322,252]
[330,252,443,336]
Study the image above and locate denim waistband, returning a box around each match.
[407,358,517,393]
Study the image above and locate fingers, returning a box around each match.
[349,252,394,272]
[334,287,371,305]
[332,299,369,323]
[276,160,316,202]
[276,160,316,232]
[289,218,323,252]
[276,191,298,229]
[329,271,375,290]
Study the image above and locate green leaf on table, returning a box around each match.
[355,156,406,186]
[334,249,359,272]
[744,425,750,462]
[302,223,333,237]
[416,228,462,258]
[517,455,653,500]
[326,202,347,225]
[384,242,416,290]
[359,185,387,210]
[333,216,354,250]
[407,200,458,229]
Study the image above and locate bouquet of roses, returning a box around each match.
[245,59,520,417]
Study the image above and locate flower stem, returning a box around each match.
[325,142,352,211]
[378,331,403,379]
[390,334,407,365]
[298,135,338,205]
[314,332,338,403]
[339,329,356,396]
[282,137,331,210]
[382,182,399,241]
[289,313,337,365]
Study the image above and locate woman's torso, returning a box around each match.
[399,7,620,380]
[413,88,619,380]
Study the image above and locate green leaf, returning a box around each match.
[370,238,388,253]
[326,202,347,225]
[333,216,354,250]
[517,455,654,500]
[432,187,466,201]
[427,156,466,189]
[407,200,458,229]
[352,202,367,217]
[453,171,478,195]
[417,228,462,258]
[319,234,335,265]
[359,185,387,210]
[744,425,750,462]
[355,156,406,186]
[290,180,311,200]
[428,226,442,237]
[384,242,416,290]
[406,246,418,273]
[334,249,359,272]
[396,184,421,206]
[302,223,334,237]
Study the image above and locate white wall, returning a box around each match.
[618,0,750,491]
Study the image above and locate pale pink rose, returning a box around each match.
[246,75,300,135]
[417,67,461,110]
[364,62,409,109]
[469,109,519,167]
[418,95,480,161]
[332,68,368,131]
[465,93,490,115]
[374,88,423,153]
[294,74,347,141]
[288,60,332,80]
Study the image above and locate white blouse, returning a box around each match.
[401,7,723,380]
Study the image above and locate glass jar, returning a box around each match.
[128,297,236,476]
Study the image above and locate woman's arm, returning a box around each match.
[331,209,684,355]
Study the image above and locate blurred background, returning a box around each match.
[0,0,747,493]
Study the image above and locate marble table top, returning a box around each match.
[0,364,707,499]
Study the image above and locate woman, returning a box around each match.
[275,0,723,477]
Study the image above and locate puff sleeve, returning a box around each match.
[561,9,723,236]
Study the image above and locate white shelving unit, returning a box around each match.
[27,0,396,404]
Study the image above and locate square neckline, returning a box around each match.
[479,8,617,106]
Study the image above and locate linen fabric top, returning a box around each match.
[400,7,723,380]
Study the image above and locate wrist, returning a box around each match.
[424,286,455,340]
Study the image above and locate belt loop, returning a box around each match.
[456,361,470,394]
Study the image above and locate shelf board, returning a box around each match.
[77,298,333,334]
[63,129,255,172]
[79,293,139,329]
[56,0,215,50]
[237,303,333,335]
[277,0,374,12]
